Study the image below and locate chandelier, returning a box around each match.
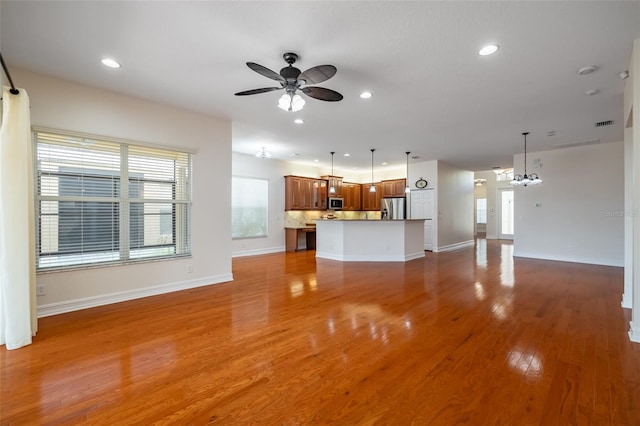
[511,132,542,187]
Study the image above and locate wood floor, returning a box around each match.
[2,240,639,425]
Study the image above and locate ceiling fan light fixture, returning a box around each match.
[278,94,305,112]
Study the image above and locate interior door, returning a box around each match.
[410,189,434,250]
[498,188,514,240]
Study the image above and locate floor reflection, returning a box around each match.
[500,242,514,287]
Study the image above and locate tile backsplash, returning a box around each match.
[284,210,381,227]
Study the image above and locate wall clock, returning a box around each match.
[415,178,428,189]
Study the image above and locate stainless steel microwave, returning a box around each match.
[328,197,344,210]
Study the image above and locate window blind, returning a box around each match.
[35,131,191,270]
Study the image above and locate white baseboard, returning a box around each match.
[434,240,474,253]
[621,293,632,309]
[513,251,624,267]
[232,246,285,258]
[315,251,424,262]
[36,273,233,318]
[629,321,640,343]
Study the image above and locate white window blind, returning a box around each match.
[231,177,268,239]
[35,131,191,270]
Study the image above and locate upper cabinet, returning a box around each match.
[285,176,327,210]
[361,183,382,210]
[381,178,407,197]
[342,182,362,211]
[321,175,343,198]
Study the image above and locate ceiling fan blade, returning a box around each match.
[299,65,337,85]
[301,86,343,102]
[246,62,285,82]
[234,87,283,96]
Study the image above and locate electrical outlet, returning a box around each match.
[187,265,193,273]
[36,285,46,296]
[567,245,573,252]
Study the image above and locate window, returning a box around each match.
[231,177,268,238]
[476,198,487,224]
[35,130,191,270]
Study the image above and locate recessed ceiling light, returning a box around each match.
[294,118,304,124]
[344,153,350,157]
[381,162,388,166]
[577,65,597,75]
[478,45,499,56]
[101,58,121,68]
[360,91,372,99]
[314,159,319,162]
[585,88,599,96]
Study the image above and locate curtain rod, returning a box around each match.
[0,51,20,95]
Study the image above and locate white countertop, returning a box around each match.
[316,218,424,222]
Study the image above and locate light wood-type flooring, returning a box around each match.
[2,240,639,425]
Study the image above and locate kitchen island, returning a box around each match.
[315,219,425,262]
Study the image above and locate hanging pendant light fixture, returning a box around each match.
[329,151,336,194]
[370,149,377,193]
[511,132,542,187]
[405,151,411,193]
[255,147,272,159]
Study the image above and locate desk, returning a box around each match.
[285,227,316,251]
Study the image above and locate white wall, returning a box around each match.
[436,161,474,250]
[231,152,324,256]
[14,69,233,316]
[513,141,624,266]
[231,153,411,257]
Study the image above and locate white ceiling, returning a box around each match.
[1,1,638,174]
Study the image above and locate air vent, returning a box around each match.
[553,139,600,149]
[595,120,613,127]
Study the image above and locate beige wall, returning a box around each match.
[436,161,474,250]
[15,69,233,316]
[513,141,624,266]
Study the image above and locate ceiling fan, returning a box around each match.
[234,52,343,112]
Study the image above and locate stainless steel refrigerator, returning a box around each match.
[381,197,406,220]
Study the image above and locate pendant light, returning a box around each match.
[370,148,376,193]
[510,132,542,187]
[405,151,411,193]
[329,151,336,194]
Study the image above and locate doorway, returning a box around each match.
[498,188,514,240]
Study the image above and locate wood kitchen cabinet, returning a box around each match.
[361,183,382,210]
[342,182,361,211]
[285,176,328,210]
[381,178,407,197]
[321,175,343,197]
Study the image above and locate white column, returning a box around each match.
[629,39,640,342]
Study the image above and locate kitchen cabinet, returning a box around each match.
[285,176,327,210]
[381,178,407,197]
[342,182,361,211]
[321,175,343,197]
[361,183,382,210]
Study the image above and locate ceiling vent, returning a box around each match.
[595,120,613,127]
[553,139,601,149]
